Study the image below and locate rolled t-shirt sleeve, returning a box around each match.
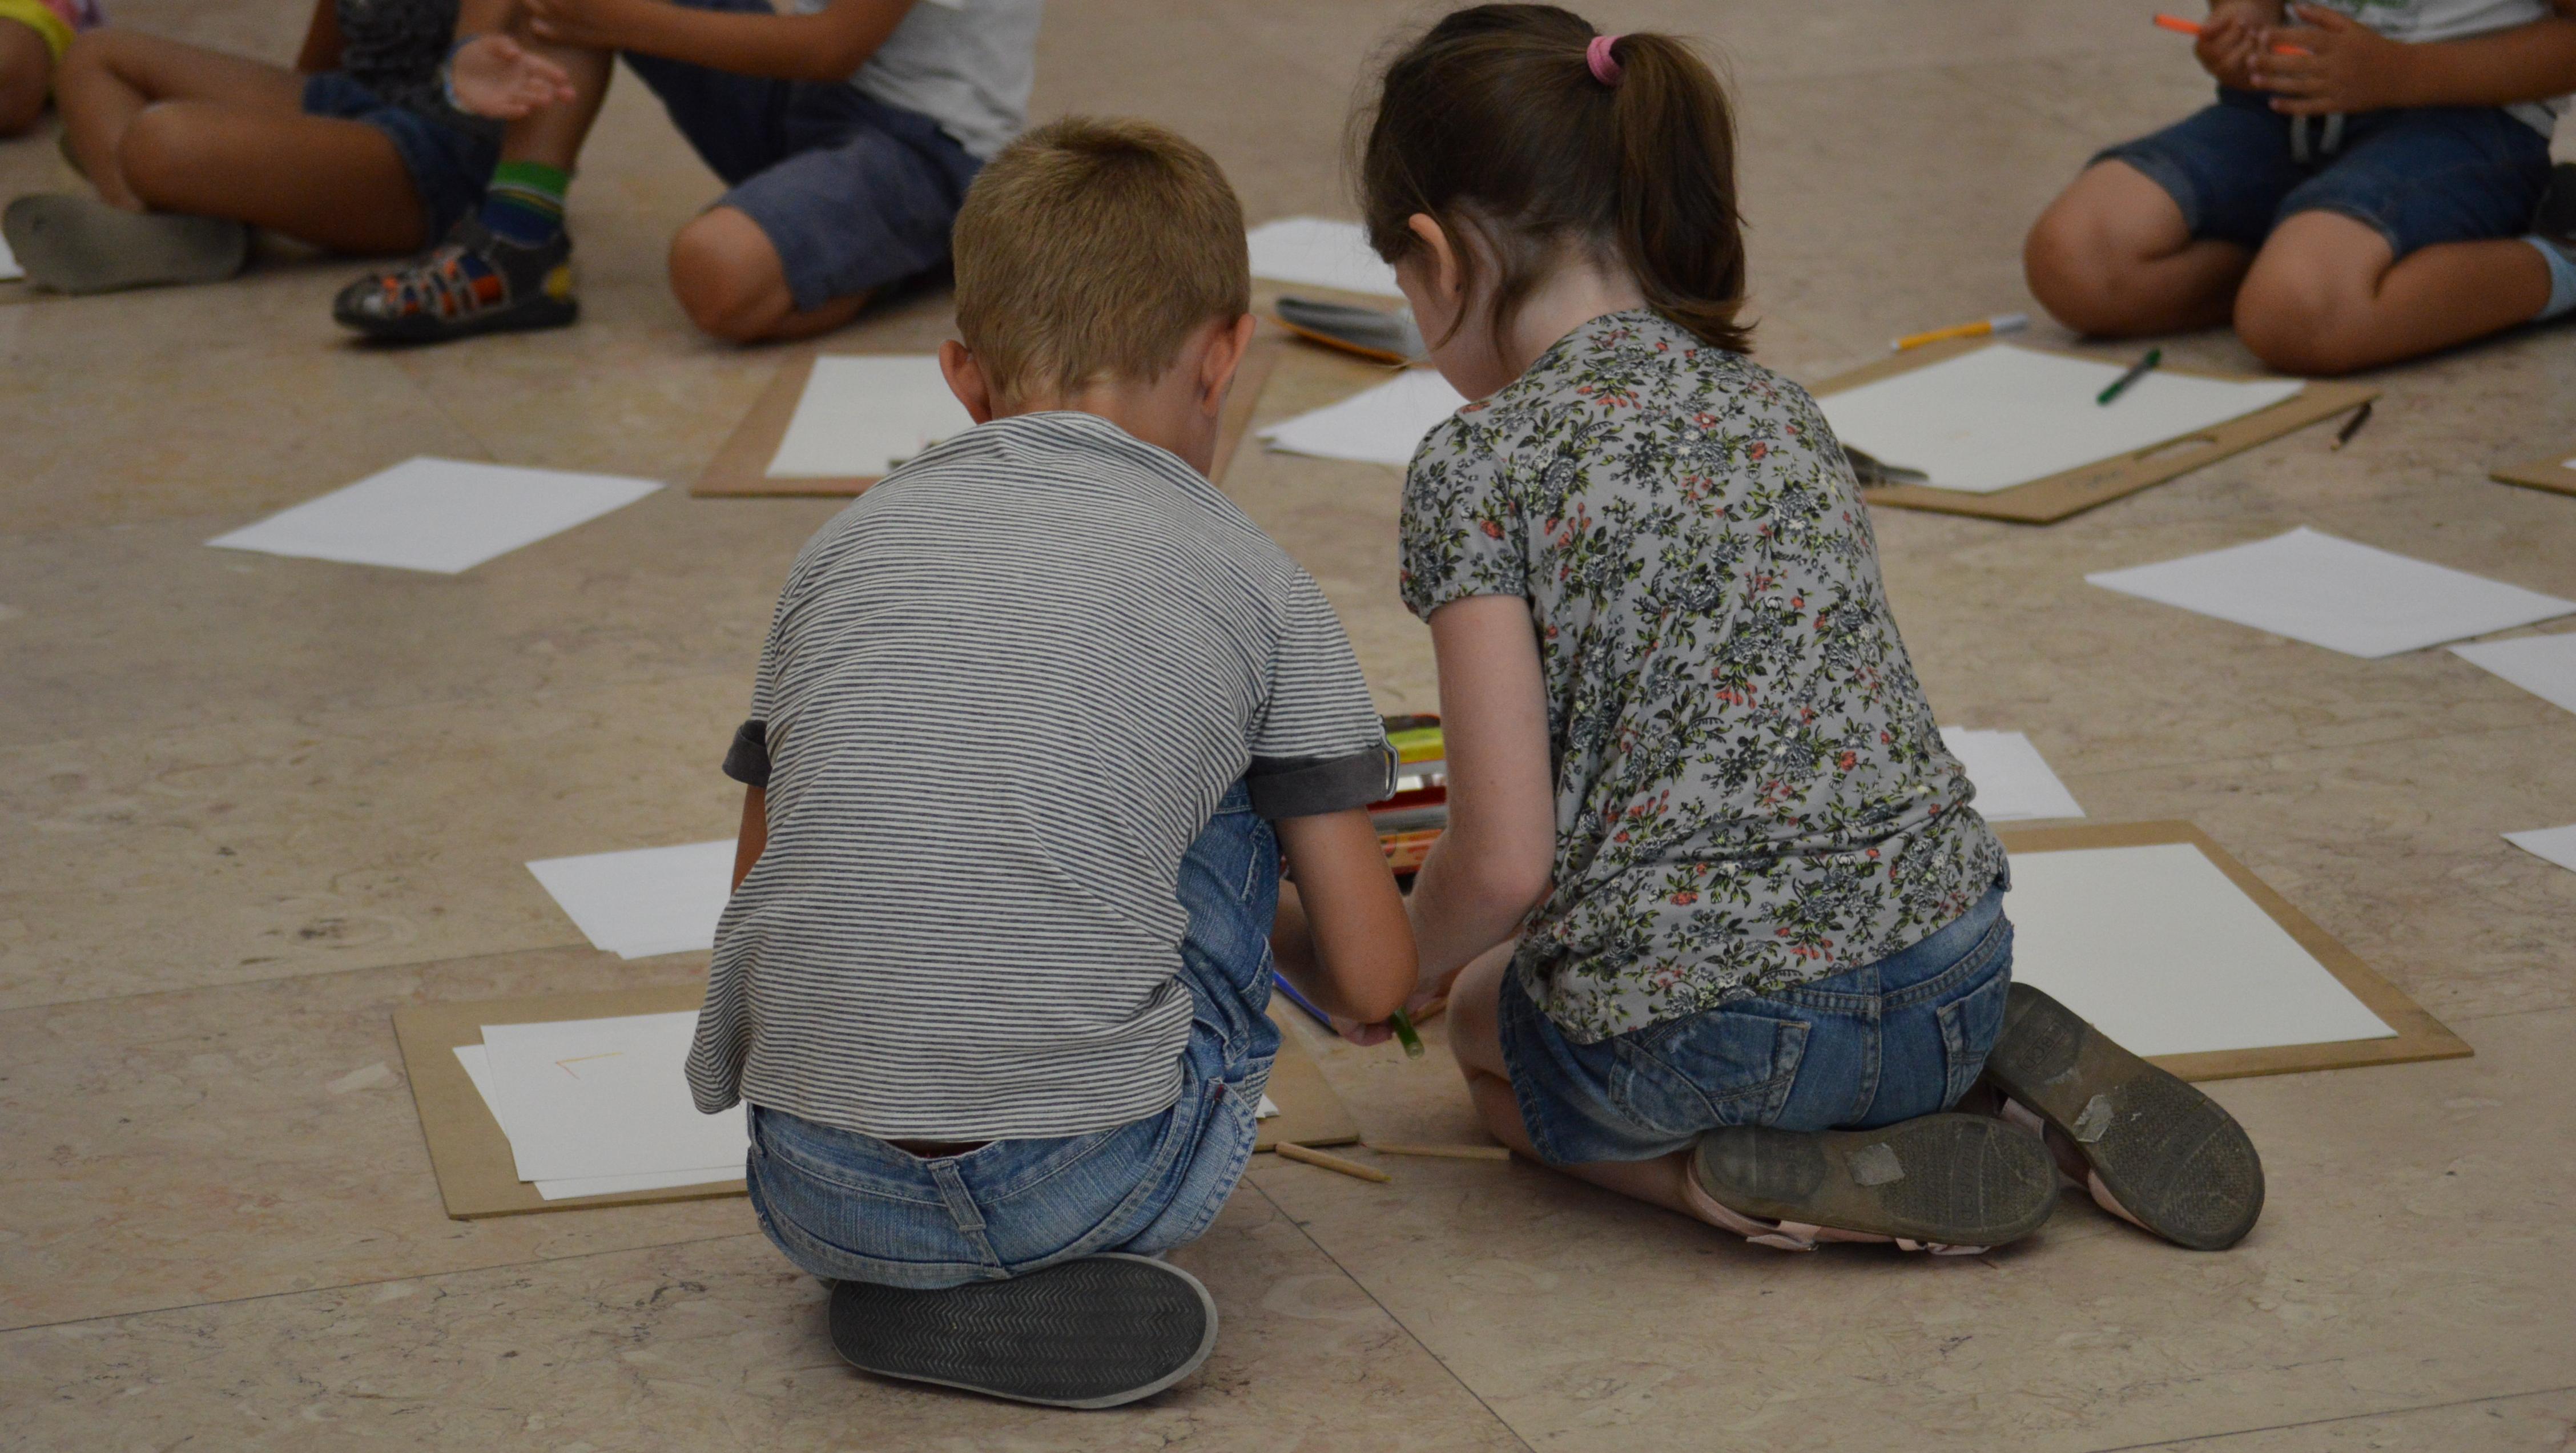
[1399,410,1530,621]
[1247,570,1392,820]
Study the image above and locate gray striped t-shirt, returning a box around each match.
[686,410,1391,1140]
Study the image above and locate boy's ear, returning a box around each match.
[1196,313,1259,417]
[939,339,999,424]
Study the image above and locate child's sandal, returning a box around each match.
[1685,1113,2059,1255]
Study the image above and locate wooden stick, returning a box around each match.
[1274,1141,1392,1182]
[1366,1142,1511,1162]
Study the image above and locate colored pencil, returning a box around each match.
[1274,1142,1392,1182]
[2151,13,2309,55]
[1367,1142,1512,1161]
[2097,347,2162,405]
[2331,400,2373,450]
[1890,312,2027,352]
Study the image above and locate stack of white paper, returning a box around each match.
[1258,369,1468,465]
[206,457,662,573]
[2005,842,2394,1057]
[767,356,977,478]
[1816,345,2304,494]
[1246,217,1402,298]
[2450,633,2576,716]
[454,1012,743,1200]
[2086,527,2576,658]
[526,840,736,959]
[2503,824,2576,875]
[1940,727,2084,822]
[0,231,22,283]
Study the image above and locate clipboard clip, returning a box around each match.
[1844,445,1929,488]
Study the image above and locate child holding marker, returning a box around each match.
[2026,1,2576,375]
[1353,4,2265,1255]
[693,117,1416,1407]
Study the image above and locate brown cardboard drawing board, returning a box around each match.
[2490,449,2576,499]
[1809,337,2377,524]
[399,985,1355,1219]
[1995,820,2468,1082]
[692,328,1286,498]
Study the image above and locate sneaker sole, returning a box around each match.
[1983,984,2264,1250]
[828,1253,1217,1409]
[2,194,247,295]
[333,295,579,343]
[1690,1113,2058,1247]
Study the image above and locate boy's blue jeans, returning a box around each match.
[744,784,1280,1289]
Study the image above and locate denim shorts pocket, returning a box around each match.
[1118,1074,1263,1257]
[1608,1009,1810,1136]
[1935,962,2013,1108]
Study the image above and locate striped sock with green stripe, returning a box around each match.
[479,160,570,247]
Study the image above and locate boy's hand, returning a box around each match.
[1329,988,1446,1049]
[2195,9,2264,88]
[525,0,655,50]
[2256,4,2410,114]
[447,33,577,118]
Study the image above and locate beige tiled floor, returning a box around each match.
[5,1,2574,1449]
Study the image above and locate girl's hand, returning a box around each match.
[525,0,653,50]
[2195,10,2263,88]
[446,34,577,118]
[1327,986,1450,1049]
[2255,5,2410,114]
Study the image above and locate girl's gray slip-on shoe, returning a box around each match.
[1689,1112,2059,1253]
[2,193,248,296]
[1982,983,2265,1251]
[827,1253,1218,1409]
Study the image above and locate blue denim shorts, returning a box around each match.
[744,783,1280,1290]
[300,73,500,240]
[2097,87,2551,261]
[1498,886,2014,1165]
[621,3,983,313]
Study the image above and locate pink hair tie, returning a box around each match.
[1586,34,1623,86]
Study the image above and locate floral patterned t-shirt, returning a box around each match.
[1400,309,2008,1043]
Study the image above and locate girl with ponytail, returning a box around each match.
[1349,5,2264,1258]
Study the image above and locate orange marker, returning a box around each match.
[2152,13,2309,55]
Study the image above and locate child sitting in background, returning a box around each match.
[3,0,514,293]
[0,0,98,136]
[1354,4,2266,1255]
[2025,0,2576,376]
[693,117,1416,1408]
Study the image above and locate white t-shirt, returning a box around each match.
[789,0,1044,160]
[2308,0,2568,134]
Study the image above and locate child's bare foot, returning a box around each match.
[1685,1114,2058,1255]
[1982,984,2265,1250]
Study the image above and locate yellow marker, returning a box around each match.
[1890,312,2028,353]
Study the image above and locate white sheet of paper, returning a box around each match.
[0,231,21,282]
[1257,1094,1280,1119]
[2450,633,2576,716]
[206,457,660,574]
[526,840,735,959]
[452,1044,738,1198]
[482,1012,747,1181]
[1246,216,1402,298]
[2005,842,2393,1057]
[1939,728,2084,822]
[1258,369,1467,465]
[766,356,976,478]
[2503,823,2576,874]
[2086,528,2575,658]
[1816,344,2303,494]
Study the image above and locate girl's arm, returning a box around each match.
[294,0,344,73]
[524,0,915,84]
[2256,2,2576,114]
[1271,811,1417,1024]
[1402,594,1557,996]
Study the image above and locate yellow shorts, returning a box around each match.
[0,0,76,61]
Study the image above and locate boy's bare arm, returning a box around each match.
[731,786,767,891]
[1271,810,1416,1025]
[523,0,915,84]
[2257,2,2576,114]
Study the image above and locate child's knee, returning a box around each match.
[2023,198,2153,335]
[117,103,206,206]
[668,211,787,343]
[2233,263,2366,376]
[0,35,45,137]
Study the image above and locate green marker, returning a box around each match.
[2097,347,2161,405]
[1387,1009,1426,1058]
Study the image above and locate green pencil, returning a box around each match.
[1387,1009,1426,1058]
[2097,347,2161,405]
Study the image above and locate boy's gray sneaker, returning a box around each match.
[828,1253,1218,1408]
[2,193,248,295]
[331,215,576,343]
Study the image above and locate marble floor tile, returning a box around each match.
[2140,1387,2576,1451]
[2,1198,1532,1453]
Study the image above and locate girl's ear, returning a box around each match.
[939,339,999,424]
[1407,213,1463,305]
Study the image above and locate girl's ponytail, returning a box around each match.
[1355,6,1753,356]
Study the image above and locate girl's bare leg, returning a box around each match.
[0,18,51,136]
[2233,210,2554,376]
[118,104,424,252]
[54,29,300,209]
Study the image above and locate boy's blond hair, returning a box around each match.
[952,116,1250,403]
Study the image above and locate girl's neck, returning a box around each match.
[1497,257,1648,377]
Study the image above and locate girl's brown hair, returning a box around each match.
[1355,4,1751,356]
